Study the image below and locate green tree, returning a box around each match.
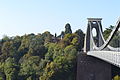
[65,23,72,34]
[114,75,120,80]
[0,62,6,80]
[75,29,85,51]
[2,35,10,42]
[45,43,57,61]
[41,31,53,44]
[1,41,18,61]
[4,57,18,80]
[60,33,80,48]
[41,44,77,80]
[28,37,47,58]
[103,25,113,40]
[103,25,120,47]
[19,56,40,80]
[0,26,85,80]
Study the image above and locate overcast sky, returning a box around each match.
[0,0,120,38]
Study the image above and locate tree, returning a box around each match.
[0,25,85,80]
[75,29,85,51]
[65,23,72,34]
[114,75,120,80]
[45,43,57,61]
[28,45,47,58]
[41,44,77,80]
[1,41,18,61]
[0,62,6,80]
[103,25,113,40]
[103,25,120,47]
[4,57,18,80]
[60,33,81,48]
[41,31,53,44]
[2,35,10,42]
[19,56,40,80]
[109,35,120,47]
[28,37,47,58]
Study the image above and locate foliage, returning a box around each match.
[103,25,120,47]
[4,57,18,80]
[0,24,85,80]
[0,23,118,80]
[65,23,72,34]
[114,75,120,80]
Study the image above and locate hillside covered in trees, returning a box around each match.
[0,23,85,80]
[0,23,119,80]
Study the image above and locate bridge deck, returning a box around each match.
[87,51,120,68]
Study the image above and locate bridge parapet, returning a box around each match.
[88,51,120,68]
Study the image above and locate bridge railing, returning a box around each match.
[88,51,120,68]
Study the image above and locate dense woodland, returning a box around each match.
[0,24,119,80]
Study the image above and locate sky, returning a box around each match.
[0,0,120,39]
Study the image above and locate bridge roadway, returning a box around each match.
[87,51,120,68]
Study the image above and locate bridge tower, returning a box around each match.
[84,18,104,52]
[76,18,119,80]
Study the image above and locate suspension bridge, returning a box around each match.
[77,18,120,80]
